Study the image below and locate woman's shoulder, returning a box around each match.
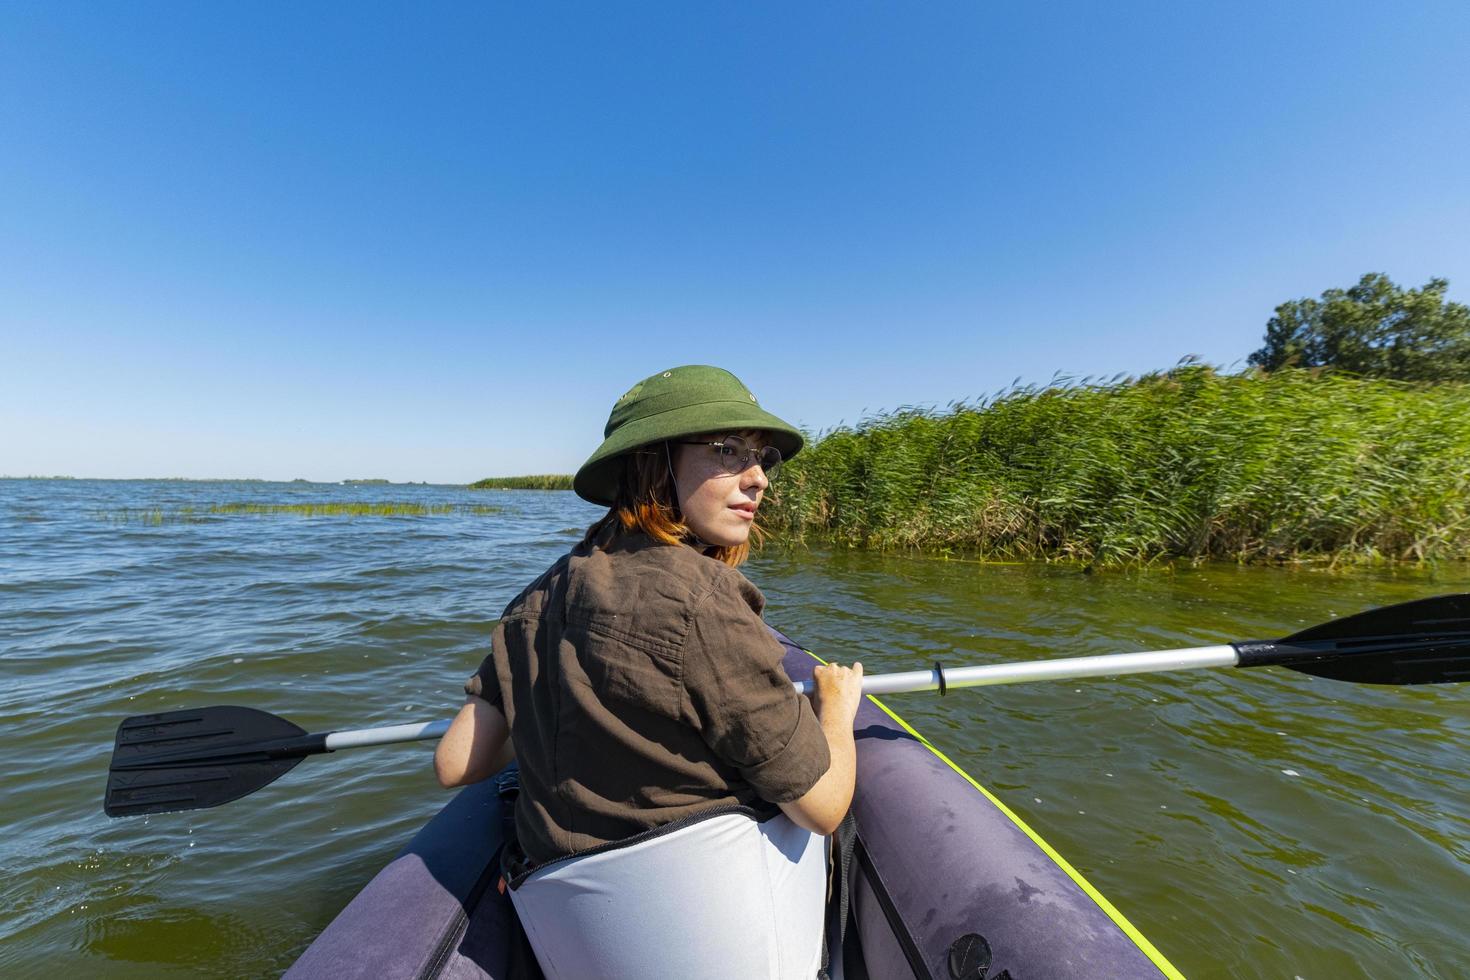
[498,550,574,620]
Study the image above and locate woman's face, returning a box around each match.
[671,429,771,547]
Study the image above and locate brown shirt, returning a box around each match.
[465,528,831,866]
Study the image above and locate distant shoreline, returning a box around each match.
[2,476,456,485]
[468,475,575,490]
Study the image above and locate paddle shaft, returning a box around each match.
[315,643,1244,752]
[326,719,451,749]
[793,644,1240,696]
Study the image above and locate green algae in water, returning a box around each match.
[206,502,481,517]
[95,502,502,522]
[96,508,179,525]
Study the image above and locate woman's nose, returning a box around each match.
[741,460,769,490]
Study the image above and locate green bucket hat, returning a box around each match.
[574,365,805,506]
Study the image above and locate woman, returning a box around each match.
[434,365,863,979]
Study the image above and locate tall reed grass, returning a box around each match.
[469,475,574,490]
[763,366,1470,565]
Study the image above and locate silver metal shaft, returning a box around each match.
[324,719,451,750]
[320,644,1242,748]
[791,644,1239,696]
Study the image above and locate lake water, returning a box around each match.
[2,479,1467,978]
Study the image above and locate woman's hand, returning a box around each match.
[810,660,864,730]
[780,661,863,836]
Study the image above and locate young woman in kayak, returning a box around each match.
[433,365,863,979]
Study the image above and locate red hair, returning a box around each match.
[581,444,764,567]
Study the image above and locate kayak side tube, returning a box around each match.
[776,630,1184,980]
[284,770,517,979]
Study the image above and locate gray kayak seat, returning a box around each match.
[510,809,825,978]
[286,627,1178,980]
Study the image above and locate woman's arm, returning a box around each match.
[779,661,863,836]
[434,696,515,788]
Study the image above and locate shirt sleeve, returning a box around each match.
[462,622,505,709]
[682,581,831,803]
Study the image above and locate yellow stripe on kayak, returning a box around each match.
[802,648,1186,980]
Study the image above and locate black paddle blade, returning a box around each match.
[105,705,325,817]
[1233,593,1470,685]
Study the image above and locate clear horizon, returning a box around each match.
[4,3,1467,483]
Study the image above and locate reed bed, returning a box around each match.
[469,475,575,490]
[763,366,1470,565]
[97,502,501,523]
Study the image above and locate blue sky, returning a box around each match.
[3,2,1467,482]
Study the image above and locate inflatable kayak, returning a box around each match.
[286,629,1183,979]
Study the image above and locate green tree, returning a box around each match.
[1248,273,1470,381]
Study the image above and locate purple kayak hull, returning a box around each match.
[287,629,1180,979]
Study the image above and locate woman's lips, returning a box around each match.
[728,505,756,520]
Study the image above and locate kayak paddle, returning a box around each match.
[104,592,1469,817]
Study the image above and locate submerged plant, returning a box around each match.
[96,501,501,522]
[95,508,186,525]
[208,502,454,517]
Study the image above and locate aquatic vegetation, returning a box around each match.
[96,502,501,522]
[96,508,183,525]
[763,366,1470,565]
[209,502,457,517]
[469,475,575,490]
